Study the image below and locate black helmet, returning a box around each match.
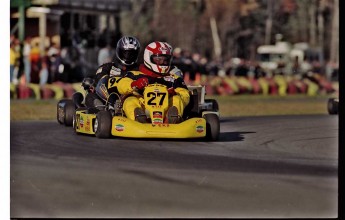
[115,36,140,66]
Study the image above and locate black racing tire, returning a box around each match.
[57,99,72,125]
[205,99,219,111]
[94,110,112,138]
[57,100,65,125]
[64,100,75,126]
[203,113,220,141]
[327,98,338,115]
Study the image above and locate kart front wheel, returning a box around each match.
[203,113,220,141]
[95,110,112,138]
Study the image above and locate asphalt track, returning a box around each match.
[10,115,338,218]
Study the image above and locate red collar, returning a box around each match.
[139,64,161,78]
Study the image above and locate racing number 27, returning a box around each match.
[147,92,166,105]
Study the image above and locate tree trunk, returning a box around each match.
[210,17,222,60]
[330,0,339,64]
[152,0,162,33]
[317,5,324,55]
[308,2,316,46]
[265,0,273,44]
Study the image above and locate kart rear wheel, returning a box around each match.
[57,99,67,124]
[327,98,338,115]
[95,110,112,138]
[64,101,75,126]
[203,113,220,141]
[57,99,74,125]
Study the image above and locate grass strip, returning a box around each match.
[10,95,331,121]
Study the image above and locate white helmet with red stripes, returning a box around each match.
[143,41,173,75]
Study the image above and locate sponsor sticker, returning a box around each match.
[110,66,121,76]
[80,116,84,128]
[152,111,163,124]
[115,124,124,131]
[85,118,90,131]
[196,125,204,133]
[195,119,202,123]
[152,118,163,124]
[153,111,163,118]
[157,124,169,127]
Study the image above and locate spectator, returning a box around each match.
[235,59,249,77]
[30,42,41,84]
[10,41,19,83]
[47,42,61,83]
[97,44,112,66]
[59,44,83,83]
[39,55,49,86]
[10,34,16,45]
[23,37,32,85]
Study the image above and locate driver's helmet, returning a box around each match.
[115,36,141,66]
[143,41,173,75]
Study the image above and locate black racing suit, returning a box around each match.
[84,60,138,108]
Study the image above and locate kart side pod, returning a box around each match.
[111,116,207,139]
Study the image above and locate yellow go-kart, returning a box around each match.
[58,83,220,141]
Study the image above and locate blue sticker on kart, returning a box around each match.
[80,116,84,128]
[85,119,90,132]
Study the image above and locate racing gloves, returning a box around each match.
[167,87,176,96]
[131,77,149,90]
[82,77,96,92]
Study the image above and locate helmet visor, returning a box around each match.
[118,49,139,65]
[150,54,172,66]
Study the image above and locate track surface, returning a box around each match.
[10,115,338,218]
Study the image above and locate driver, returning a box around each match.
[79,36,141,108]
[116,41,190,124]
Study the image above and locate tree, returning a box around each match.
[119,0,337,65]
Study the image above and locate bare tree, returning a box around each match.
[265,0,273,44]
[329,0,338,64]
[308,1,317,46]
[206,1,222,60]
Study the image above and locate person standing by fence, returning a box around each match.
[10,41,19,83]
[23,37,32,85]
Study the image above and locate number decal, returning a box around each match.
[108,77,117,89]
[147,92,156,105]
[157,93,166,105]
[147,92,166,105]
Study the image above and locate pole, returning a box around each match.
[18,0,26,80]
[265,0,272,45]
[18,0,25,43]
[210,17,222,61]
[39,13,47,56]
